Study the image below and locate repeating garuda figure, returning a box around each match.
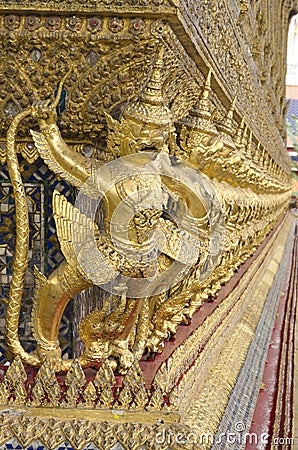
[6,48,222,372]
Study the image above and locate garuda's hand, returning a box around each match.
[31,100,57,127]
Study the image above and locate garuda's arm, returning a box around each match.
[30,112,99,189]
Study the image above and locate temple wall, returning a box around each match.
[0,1,296,449]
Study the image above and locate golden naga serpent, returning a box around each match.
[5,72,71,367]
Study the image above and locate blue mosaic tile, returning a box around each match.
[84,444,100,450]
[54,443,75,450]
[27,443,46,450]
[1,439,23,449]
[1,439,49,450]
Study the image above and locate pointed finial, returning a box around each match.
[218,96,237,135]
[255,141,261,162]
[122,46,172,127]
[235,116,245,144]
[178,69,220,135]
[186,70,212,118]
[202,69,212,100]
[227,96,237,120]
[140,46,164,106]
[241,124,248,146]
[194,69,212,120]
[246,130,253,158]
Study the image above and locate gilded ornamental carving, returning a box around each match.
[0,0,295,448]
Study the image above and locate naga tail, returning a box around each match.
[5,70,73,366]
[5,108,39,366]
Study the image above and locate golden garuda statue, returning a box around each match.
[5,48,227,372]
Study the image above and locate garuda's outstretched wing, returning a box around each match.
[52,190,118,284]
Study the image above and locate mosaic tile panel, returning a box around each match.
[0,157,75,362]
[1,440,24,450]
[0,439,110,450]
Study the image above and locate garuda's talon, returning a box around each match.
[110,341,135,373]
[36,341,62,364]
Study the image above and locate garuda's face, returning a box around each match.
[136,128,167,151]
[181,125,213,150]
[119,120,169,156]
